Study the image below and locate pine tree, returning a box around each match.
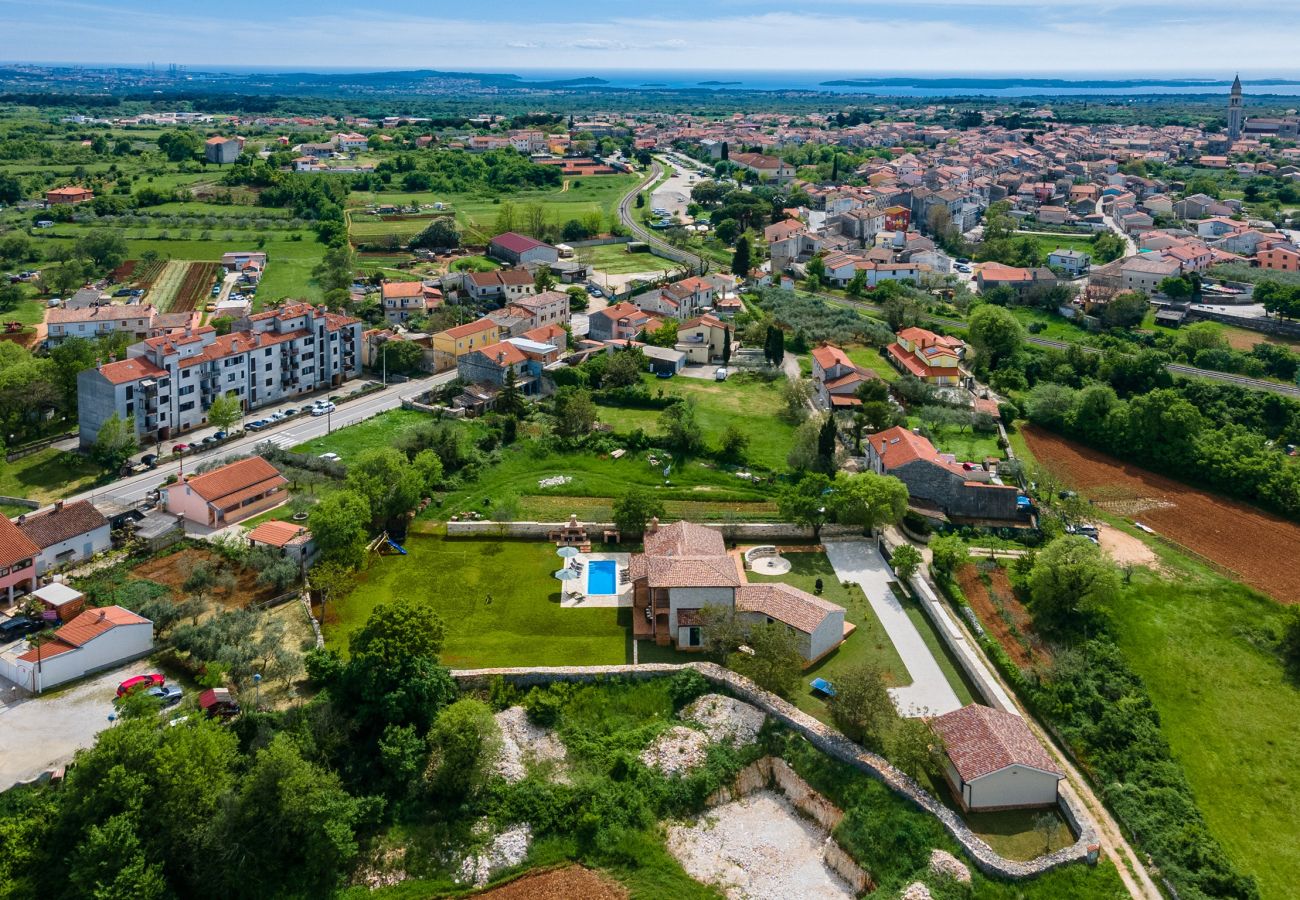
[831,154,839,182]
[817,415,838,473]
[731,235,751,278]
[722,326,732,366]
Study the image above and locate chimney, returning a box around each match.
[54,500,64,513]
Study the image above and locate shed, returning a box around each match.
[0,605,153,693]
[930,704,1064,811]
[641,345,686,377]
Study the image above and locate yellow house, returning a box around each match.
[675,314,733,365]
[432,317,502,371]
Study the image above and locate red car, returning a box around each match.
[117,673,164,697]
[172,443,189,454]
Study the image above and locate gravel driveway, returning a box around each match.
[0,663,143,790]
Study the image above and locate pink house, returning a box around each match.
[0,517,39,607]
[164,456,288,528]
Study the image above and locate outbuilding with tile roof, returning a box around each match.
[0,605,153,693]
[930,704,1064,811]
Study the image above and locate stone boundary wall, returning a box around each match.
[451,662,1097,880]
[445,520,865,541]
[1186,307,1300,338]
[705,755,872,894]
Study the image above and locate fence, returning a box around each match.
[1185,307,1300,338]
[6,431,77,462]
[444,519,865,541]
[0,495,40,510]
[248,589,302,611]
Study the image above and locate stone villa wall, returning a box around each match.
[451,662,1098,880]
[445,520,865,541]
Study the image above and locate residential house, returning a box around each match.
[461,268,536,303]
[0,517,39,606]
[1258,244,1300,272]
[431,317,503,370]
[246,519,316,567]
[204,136,242,164]
[163,456,288,528]
[77,303,363,448]
[811,344,877,410]
[1047,248,1090,276]
[675,314,732,365]
[930,704,1064,811]
[0,606,153,694]
[333,132,368,152]
[15,500,111,575]
[46,304,157,345]
[1119,254,1182,293]
[456,337,561,394]
[586,302,662,342]
[636,276,715,321]
[863,427,1024,523]
[381,281,441,325]
[220,251,267,274]
[629,520,848,662]
[887,328,964,385]
[488,232,560,266]
[728,152,795,184]
[506,289,571,330]
[45,186,93,205]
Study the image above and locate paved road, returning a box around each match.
[822,540,962,718]
[62,370,456,511]
[618,161,706,274]
[0,662,142,790]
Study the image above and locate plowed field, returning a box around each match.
[1022,425,1300,603]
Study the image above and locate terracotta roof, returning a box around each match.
[474,341,528,367]
[887,344,960,380]
[97,356,168,385]
[868,426,965,475]
[812,345,853,372]
[381,281,424,299]
[247,519,311,548]
[18,605,150,662]
[977,262,1032,282]
[183,457,286,505]
[644,521,726,557]
[16,501,107,550]
[442,317,499,340]
[47,304,154,324]
[521,323,567,344]
[491,232,552,254]
[735,583,843,634]
[0,517,40,568]
[930,704,1063,782]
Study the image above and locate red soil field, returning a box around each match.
[1022,425,1300,604]
[956,562,1051,670]
[471,866,626,899]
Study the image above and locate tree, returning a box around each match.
[309,490,371,568]
[660,399,705,455]
[425,698,502,799]
[780,377,812,422]
[347,448,424,526]
[721,326,732,367]
[1024,382,1077,428]
[816,413,838,472]
[845,269,870,298]
[1027,535,1120,629]
[828,662,893,746]
[74,230,128,272]
[1280,610,1300,677]
[552,386,597,437]
[565,284,588,312]
[718,424,749,462]
[612,487,666,536]
[890,544,923,581]
[603,346,645,387]
[731,621,803,698]
[887,718,944,779]
[828,471,909,535]
[731,234,752,277]
[48,260,87,298]
[533,265,556,292]
[777,473,832,539]
[967,304,1023,368]
[1158,276,1193,301]
[1102,291,1149,328]
[496,366,525,418]
[805,254,826,289]
[410,449,444,494]
[928,534,968,574]
[409,216,460,250]
[91,412,137,470]
[206,392,242,432]
[765,325,786,368]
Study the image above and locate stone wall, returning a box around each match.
[1186,306,1300,338]
[445,520,865,541]
[450,663,1098,880]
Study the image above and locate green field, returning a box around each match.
[596,373,798,471]
[584,242,676,275]
[292,408,427,458]
[329,534,662,667]
[906,416,1003,461]
[0,447,104,504]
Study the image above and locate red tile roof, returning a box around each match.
[812,345,853,372]
[381,281,424,299]
[930,704,1063,781]
[491,232,552,254]
[16,501,107,550]
[17,605,149,662]
[183,457,286,505]
[97,356,168,386]
[735,583,843,634]
[0,517,40,568]
[247,519,311,548]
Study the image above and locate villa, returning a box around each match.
[629,520,848,663]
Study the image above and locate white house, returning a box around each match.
[929,704,1064,811]
[0,606,153,693]
[15,500,112,575]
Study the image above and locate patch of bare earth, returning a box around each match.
[1022,425,1300,603]
[667,790,855,900]
[956,563,1050,669]
[1099,527,1161,571]
[493,707,568,783]
[131,546,279,608]
[469,865,627,899]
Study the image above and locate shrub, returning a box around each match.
[666,668,709,709]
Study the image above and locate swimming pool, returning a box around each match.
[587,560,618,594]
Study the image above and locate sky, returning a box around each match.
[2,0,1299,73]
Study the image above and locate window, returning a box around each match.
[125,402,134,415]
[227,374,236,384]
[179,401,195,412]
[265,378,273,387]
[685,627,701,647]
[265,348,273,357]
[179,385,194,396]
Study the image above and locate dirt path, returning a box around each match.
[560,179,570,193]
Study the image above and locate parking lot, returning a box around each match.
[0,662,146,790]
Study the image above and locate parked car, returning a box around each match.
[212,431,227,440]
[117,673,164,698]
[140,453,158,467]
[113,288,134,297]
[311,402,336,416]
[245,420,269,431]
[269,411,285,422]
[0,616,44,642]
[171,443,189,454]
[200,436,217,446]
[146,685,184,707]
[319,452,341,462]
[955,264,972,274]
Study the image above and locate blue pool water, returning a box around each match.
[588,560,617,594]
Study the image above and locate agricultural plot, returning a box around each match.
[1021,425,1300,603]
[145,261,220,312]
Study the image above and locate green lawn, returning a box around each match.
[844,345,900,382]
[906,417,1003,462]
[292,408,429,458]
[585,242,675,276]
[597,373,798,471]
[1109,563,1300,900]
[329,534,655,667]
[0,447,104,503]
[748,551,908,723]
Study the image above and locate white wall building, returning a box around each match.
[0,606,153,693]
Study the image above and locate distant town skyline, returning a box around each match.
[3,0,1300,72]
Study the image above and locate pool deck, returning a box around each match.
[561,551,632,608]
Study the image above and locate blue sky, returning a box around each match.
[2,0,1298,72]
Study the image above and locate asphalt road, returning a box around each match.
[64,370,457,511]
[619,161,706,273]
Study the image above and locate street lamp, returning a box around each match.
[253,672,262,710]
